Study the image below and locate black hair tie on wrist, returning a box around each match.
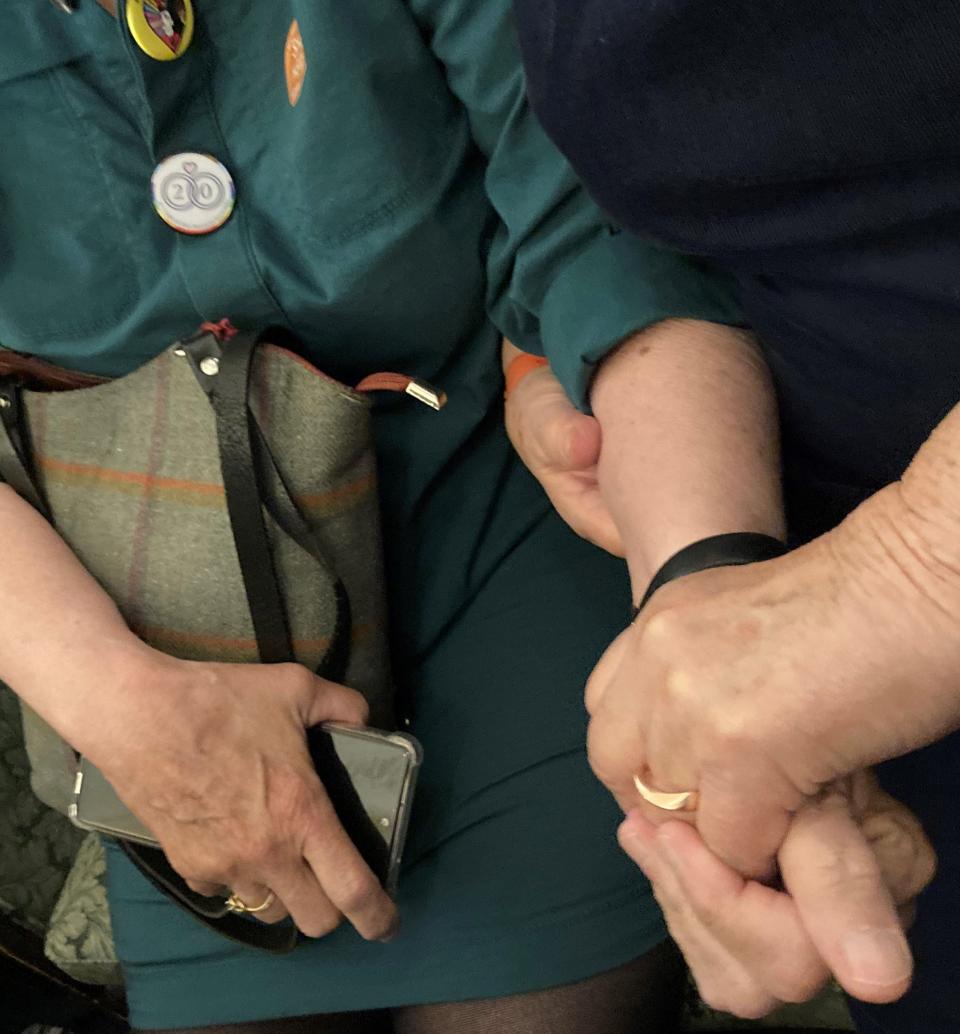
[631,532,787,621]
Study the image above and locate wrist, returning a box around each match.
[836,483,960,625]
[621,514,787,604]
[592,320,786,595]
[25,632,167,755]
[827,485,960,746]
[633,532,787,616]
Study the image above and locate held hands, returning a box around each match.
[585,499,960,881]
[80,649,398,942]
[584,499,960,1014]
[502,353,946,1014]
[618,771,935,1016]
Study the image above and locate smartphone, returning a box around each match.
[69,723,422,895]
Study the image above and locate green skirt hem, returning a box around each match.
[120,887,668,1029]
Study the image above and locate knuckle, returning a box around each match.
[174,857,223,886]
[690,898,726,936]
[240,832,281,870]
[298,908,343,940]
[186,879,218,896]
[729,995,780,1021]
[916,841,938,893]
[661,662,698,707]
[274,661,303,686]
[700,984,777,1021]
[266,767,317,829]
[642,608,685,651]
[277,663,317,701]
[586,744,628,795]
[335,870,380,915]
[766,961,828,1004]
[814,841,883,895]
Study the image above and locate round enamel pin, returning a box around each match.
[127,0,194,61]
[151,153,235,235]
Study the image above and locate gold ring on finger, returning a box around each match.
[633,772,699,812]
[225,890,276,915]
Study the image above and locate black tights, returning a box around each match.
[138,941,686,1034]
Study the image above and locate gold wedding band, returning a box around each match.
[633,773,699,812]
[225,890,276,915]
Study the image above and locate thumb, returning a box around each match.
[303,676,370,728]
[585,625,633,715]
[560,410,603,471]
[779,786,914,1004]
[525,382,600,471]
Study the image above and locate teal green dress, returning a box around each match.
[1,1,740,1027]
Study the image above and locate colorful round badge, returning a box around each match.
[126,0,194,61]
[151,153,235,235]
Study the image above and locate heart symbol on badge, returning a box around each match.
[182,161,198,175]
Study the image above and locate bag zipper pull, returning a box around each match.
[354,373,447,411]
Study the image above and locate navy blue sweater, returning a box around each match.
[515,0,960,534]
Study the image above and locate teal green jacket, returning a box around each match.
[2,0,739,403]
[1,0,740,657]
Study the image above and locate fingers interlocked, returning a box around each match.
[618,772,935,1020]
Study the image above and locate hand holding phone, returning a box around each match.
[71,723,421,896]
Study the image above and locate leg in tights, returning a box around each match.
[393,940,687,1034]
[137,942,685,1034]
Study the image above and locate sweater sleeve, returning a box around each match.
[406,0,744,408]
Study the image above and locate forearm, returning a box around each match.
[889,402,960,590]
[816,401,960,749]
[591,318,784,598]
[0,484,151,750]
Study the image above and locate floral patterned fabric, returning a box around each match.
[0,684,82,934]
[0,684,122,983]
[45,832,122,986]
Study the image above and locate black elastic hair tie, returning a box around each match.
[631,532,787,621]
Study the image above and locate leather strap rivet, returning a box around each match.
[173,347,187,357]
[199,356,221,376]
[0,396,11,410]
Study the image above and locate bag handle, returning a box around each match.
[134,328,361,952]
[0,330,357,952]
[178,327,352,681]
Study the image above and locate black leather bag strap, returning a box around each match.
[211,329,295,665]
[119,843,299,951]
[0,378,51,518]
[124,328,361,952]
[180,328,351,683]
[117,330,302,952]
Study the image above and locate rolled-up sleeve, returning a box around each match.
[407,0,744,408]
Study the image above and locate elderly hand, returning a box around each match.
[83,648,399,942]
[617,771,935,1016]
[503,342,623,555]
[586,485,960,882]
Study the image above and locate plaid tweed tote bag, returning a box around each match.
[0,320,443,950]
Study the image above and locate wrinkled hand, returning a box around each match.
[618,771,935,1016]
[586,497,960,881]
[504,346,622,555]
[85,651,398,941]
